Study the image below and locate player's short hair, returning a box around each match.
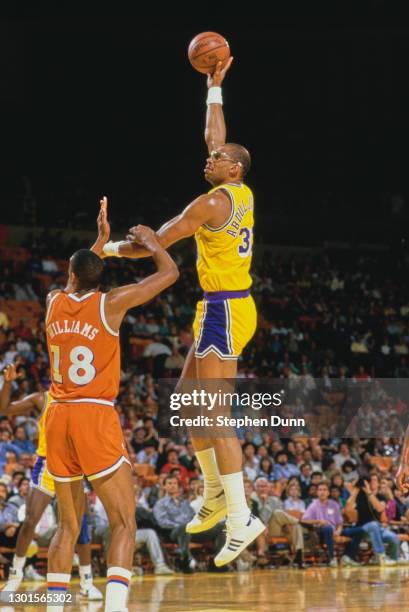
[317,481,329,490]
[70,249,103,290]
[225,143,251,177]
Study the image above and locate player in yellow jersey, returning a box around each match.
[0,363,103,599]
[102,59,264,567]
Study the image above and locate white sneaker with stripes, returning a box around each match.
[214,514,265,567]
[186,491,227,534]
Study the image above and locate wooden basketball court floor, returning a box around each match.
[2,566,409,611]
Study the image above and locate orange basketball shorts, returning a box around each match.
[45,401,130,482]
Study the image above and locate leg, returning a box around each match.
[181,346,226,534]
[3,487,52,591]
[46,480,84,612]
[48,480,84,573]
[318,526,334,560]
[362,521,385,555]
[16,488,52,558]
[380,527,400,561]
[195,352,243,475]
[169,525,192,571]
[76,513,103,601]
[342,526,365,561]
[91,463,136,612]
[136,529,167,569]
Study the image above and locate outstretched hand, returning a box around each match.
[127,224,159,252]
[3,363,18,383]
[396,465,409,494]
[97,196,110,243]
[207,57,234,88]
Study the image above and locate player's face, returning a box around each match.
[204,147,241,186]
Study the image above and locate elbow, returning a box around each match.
[172,264,180,281]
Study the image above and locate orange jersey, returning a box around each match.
[46,291,120,402]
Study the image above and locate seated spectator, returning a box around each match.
[0,429,21,472]
[160,450,190,490]
[153,475,224,573]
[330,473,350,507]
[12,425,36,455]
[8,477,30,511]
[273,451,300,483]
[283,482,306,516]
[299,462,312,497]
[252,477,305,568]
[164,345,185,376]
[136,442,159,467]
[344,477,400,566]
[243,443,260,481]
[302,481,354,567]
[257,457,275,481]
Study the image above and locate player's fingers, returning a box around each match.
[222,57,234,73]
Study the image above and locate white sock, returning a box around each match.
[12,555,26,572]
[47,572,70,612]
[220,471,251,527]
[79,564,92,585]
[196,448,223,499]
[105,566,131,612]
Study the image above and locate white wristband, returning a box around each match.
[207,86,223,105]
[102,241,121,257]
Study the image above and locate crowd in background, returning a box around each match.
[1,231,409,572]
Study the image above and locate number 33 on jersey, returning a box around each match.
[195,182,254,292]
[46,291,120,402]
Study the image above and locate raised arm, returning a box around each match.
[0,364,44,417]
[90,196,110,257]
[396,429,409,493]
[205,58,233,153]
[104,226,179,332]
[106,192,227,260]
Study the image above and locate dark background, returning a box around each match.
[1,2,409,244]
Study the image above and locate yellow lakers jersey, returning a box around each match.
[36,391,52,458]
[195,182,254,291]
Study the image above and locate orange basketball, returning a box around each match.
[188,32,230,75]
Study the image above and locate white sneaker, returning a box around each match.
[378,554,397,566]
[236,558,251,572]
[24,565,45,581]
[72,553,80,567]
[397,557,409,565]
[214,514,265,568]
[340,555,360,567]
[186,491,227,534]
[2,569,23,592]
[154,564,174,575]
[328,558,338,568]
[80,583,103,600]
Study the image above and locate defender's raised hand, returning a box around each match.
[127,224,160,252]
[91,196,111,258]
[207,57,234,88]
[3,363,18,383]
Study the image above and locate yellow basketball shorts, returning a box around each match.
[193,289,257,360]
[30,455,55,497]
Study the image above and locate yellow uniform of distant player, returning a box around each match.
[193,182,257,359]
[30,392,55,496]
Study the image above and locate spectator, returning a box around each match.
[153,475,224,573]
[302,482,343,567]
[273,451,300,482]
[12,425,36,455]
[253,477,305,568]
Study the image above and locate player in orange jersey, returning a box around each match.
[44,200,178,612]
[0,363,102,600]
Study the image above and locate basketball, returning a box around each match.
[188,31,230,74]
